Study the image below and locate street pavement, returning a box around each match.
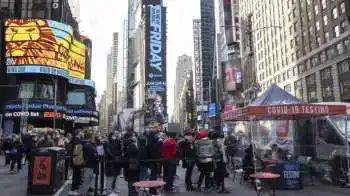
[1,155,350,196]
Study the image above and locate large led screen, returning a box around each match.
[5,19,86,79]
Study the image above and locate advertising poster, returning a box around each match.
[144,3,167,129]
[5,19,86,79]
[277,161,302,190]
[32,156,52,185]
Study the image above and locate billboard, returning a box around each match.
[208,103,216,117]
[5,19,86,79]
[144,4,167,129]
[222,61,242,91]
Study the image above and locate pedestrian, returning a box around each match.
[10,136,24,173]
[224,131,237,168]
[105,133,122,193]
[146,126,163,195]
[178,130,196,191]
[138,133,149,180]
[69,133,84,196]
[195,130,215,192]
[242,144,254,181]
[212,131,230,194]
[79,132,97,196]
[161,134,177,192]
[22,133,33,165]
[2,137,13,166]
[123,133,139,196]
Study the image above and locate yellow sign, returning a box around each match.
[5,19,86,79]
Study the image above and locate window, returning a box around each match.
[316,21,320,31]
[323,15,328,26]
[317,36,321,46]
[37,82,54,99]
[332,7,338,19]
[308,12,312,21]
[66,91,86,105]
[320,51,327,62]
[294,79,303,100]
[334,25,340,37]
[317,119,343,145]
[314,5,319,15]
[321,0,327,9]
[341,20,349,32]
[340,2,346,14]
[325,32,330,42]
[306,74,317,102]
[337,42,344,54]
[284,84,292,93]
[18,82,35,99]
[321,67,332,80]
[338,59,350,74]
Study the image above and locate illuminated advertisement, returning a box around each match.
[5,19,86,79]
[144,3,167,128]
[222,61,242,91]
[4,100,98,125]
[32,156,52,185]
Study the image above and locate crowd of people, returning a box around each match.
[0,126,248,196]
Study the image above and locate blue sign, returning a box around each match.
[208,103,216,117]
[276,161,302,190]
[7,65,96,89]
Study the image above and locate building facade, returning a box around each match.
[0,0,98,135]
[240,0,350,103]
[174,54,193,123]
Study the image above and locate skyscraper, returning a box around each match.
[240,0,350,102]
[174,54,193,123]
[200,0,216,103]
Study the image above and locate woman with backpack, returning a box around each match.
[69,133,84,196]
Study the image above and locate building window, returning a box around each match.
[321,0,327,9]
[314,5,319,15]
[317,36,321,46]
[18,82,35,99]
[325,32,330,42]
[37,82,54,99]
[320,67,335,101]
[341,20,349,32]
[332,7,338,19]
[308,12,312,21]
[338,58,350,74]
[340,2,346,14]
[284,84,292,93]
[294,79,303,100]
[306,73,317,102]
[337,42,345,54]
[298,64,305,73]
[316,21,320,31]
[323,15,328,26]
[334,25,340,37]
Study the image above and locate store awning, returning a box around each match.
[222,103,349,121]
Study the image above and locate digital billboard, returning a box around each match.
[5,19,86,79]
[144,4,167,129]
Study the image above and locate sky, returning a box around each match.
[78,0,199,116]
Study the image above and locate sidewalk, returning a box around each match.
[1,154,349,196]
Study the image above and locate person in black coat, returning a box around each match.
[105,134,122,192]
[10,137,25,173]
[124,135,139,196]
[2,137,13,166]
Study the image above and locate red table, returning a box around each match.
[133,180,166,196]
[250,172,281,196]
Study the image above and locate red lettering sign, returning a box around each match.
[32,156,52,185]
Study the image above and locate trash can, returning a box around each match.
[27,147,66,195]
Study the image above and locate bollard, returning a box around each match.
[94,156,99,196]
[100,156,106,195]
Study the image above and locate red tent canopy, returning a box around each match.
[222,103,350,121]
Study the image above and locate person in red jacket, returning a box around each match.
[161,135,177,192]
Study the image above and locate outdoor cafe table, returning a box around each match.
[250,172,281,196]
[133,180,166,196]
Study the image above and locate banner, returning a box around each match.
[32,156,52,185]
[5,19,86,79]
[144,4,167,128]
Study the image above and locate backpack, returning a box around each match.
[73,144,85,166]
[196,139,214,159]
